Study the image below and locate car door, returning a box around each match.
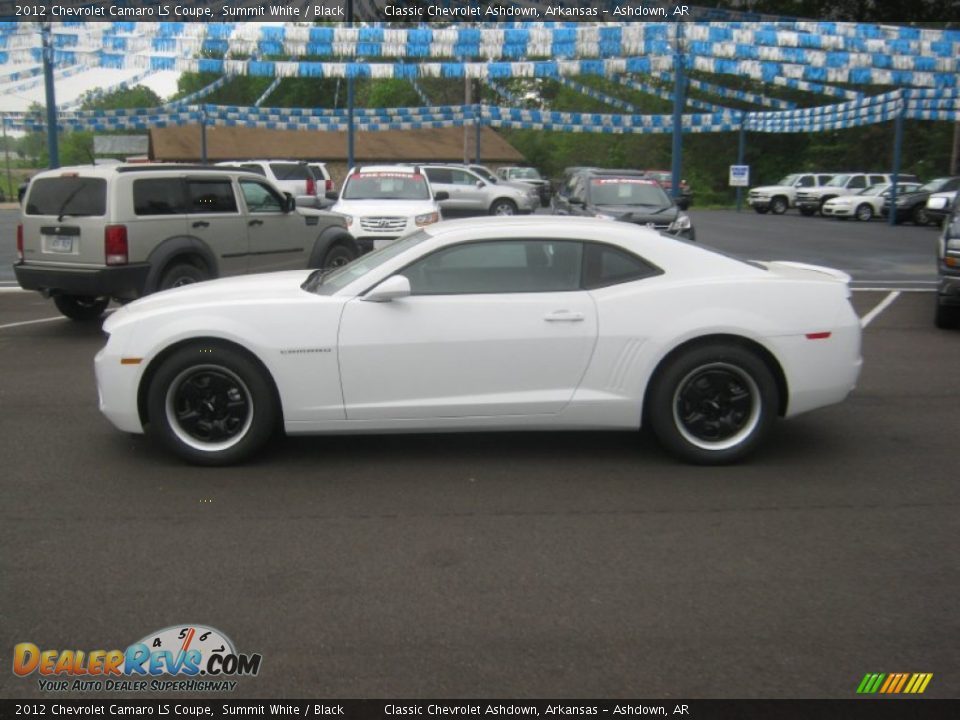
[449,168,487,212]
[423,168,459,210]
[338,239,598,420]
[238,178,310,272]
[184,176,249,277]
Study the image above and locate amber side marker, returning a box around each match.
[120,358,143,365]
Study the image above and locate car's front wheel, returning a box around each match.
[490,199,517,216]
[855,203,874,221]
[53,294,110,321]
[770,197,788,215]
[647,344,778,464]
[147,344,278,465]
[913,205,932,226]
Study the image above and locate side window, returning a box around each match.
[239,164,267,177]
[569,177,586,202]
[133,178,186,215]
[847,176,867,189]
[582,243,661,289]
[797,175,815,188]
[817,175,833,185]
[869,175,887,185]
[186,179,238,214]
[240,180,284,213]
[400,240,583,295]
[450,170,478,186]
[424,168,452,185]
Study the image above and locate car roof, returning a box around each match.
[31,164,258,179]
[351,165,422,174]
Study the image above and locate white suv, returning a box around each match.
[795,173,917,216]
[217,160,324,208]
[748,173,835,215]
[330,166,446,250]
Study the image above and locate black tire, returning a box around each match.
[159,263,208,291]
[53,294,109,322]
[934,299,960,330]
[489,199,517,216]
[799,206,816,217]
[753,206,769,215]
[647,344,778,465]
[322,244,357,269]
[146,343,278,465]
[855,203,873,221]
[912,204,932,226]
[770,196,788,215]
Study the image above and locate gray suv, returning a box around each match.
[421,165,539,216]
[14,164,358,321]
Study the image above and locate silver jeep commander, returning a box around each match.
[15,164,358,321]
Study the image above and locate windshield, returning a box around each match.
[587,178,670,207]
[825,175,851,187]
[471,166,497,183]
[776,174,800,186]
[919,178,952,193]
[508,168,542,180]
[342,172,430,200]
[305,230,432,295]
[860,184,888,196]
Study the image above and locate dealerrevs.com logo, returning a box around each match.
[13,624,262,693]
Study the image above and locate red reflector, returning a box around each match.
[306,177,316,196]
[16,223,23,261]
[326,179,333,192]
[104,225,128,266]
[805,332,832,340]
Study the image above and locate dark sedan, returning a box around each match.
[883,176,960,226]
[552,170,695,241]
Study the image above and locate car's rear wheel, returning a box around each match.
[934,299,960,330]
[147,344,278,465]
[855,203,873,221]
[770,197,788,215]
[53,294,110,322]
[647,344,778,464]
[490,199,517,216]
[160,263,208,290]
[322,244,356,269]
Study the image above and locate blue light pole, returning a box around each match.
[41,23,59,168]
[670,24,686,203]
[346,0,355,170]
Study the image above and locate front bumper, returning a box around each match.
[937,270,960,305]
[14,262,151,299]
[821,205,853,217]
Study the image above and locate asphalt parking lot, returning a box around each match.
[1,209,957,700]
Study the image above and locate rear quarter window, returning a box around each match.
[133,178,186,215]
[25,177,106,216]
[270,163,310,181]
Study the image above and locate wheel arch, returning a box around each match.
[137,337,284,431]
[308,226,359,268]
[143,237,219,295]
[642,334,789,425]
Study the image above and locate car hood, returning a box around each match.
[750,185,794,193]
[331,199,438,216]
[104,270,318,332]
[592,204,679,222]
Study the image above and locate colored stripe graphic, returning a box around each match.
[857,673,932,694]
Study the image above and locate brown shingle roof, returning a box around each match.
[150,125,524,163]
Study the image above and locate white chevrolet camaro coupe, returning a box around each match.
[95,217,862,466]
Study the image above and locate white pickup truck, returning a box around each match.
[747,173,835,215]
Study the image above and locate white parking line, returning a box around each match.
[860,291,901,328]
[0,316,65,330]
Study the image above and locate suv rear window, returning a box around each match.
[270,163,310,180]
[25,177,106,217]
[134,178,186,215]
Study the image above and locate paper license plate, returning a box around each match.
[46,235,74,253]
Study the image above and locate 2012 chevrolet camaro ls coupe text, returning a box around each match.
[95,217,862,466]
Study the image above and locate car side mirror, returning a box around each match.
[363,275,411,303]
[325,190,339,201]
[284,193,296,212]
[475,181,484,189]
[434,191,450,201]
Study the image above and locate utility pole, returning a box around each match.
[951,122,960,175]
[464,75,472,165]
[2,114,13,202]
[41,22,59,168]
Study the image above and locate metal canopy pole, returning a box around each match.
[889,96,904,226]
[670,24,685,203]
[41,23,59,169]
[347,0,355,170]
[200,109,208,165]
[736,122,746,213]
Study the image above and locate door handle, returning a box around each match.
[248,219,263,227]
[544,311,585,322]
[192,221,210,228]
